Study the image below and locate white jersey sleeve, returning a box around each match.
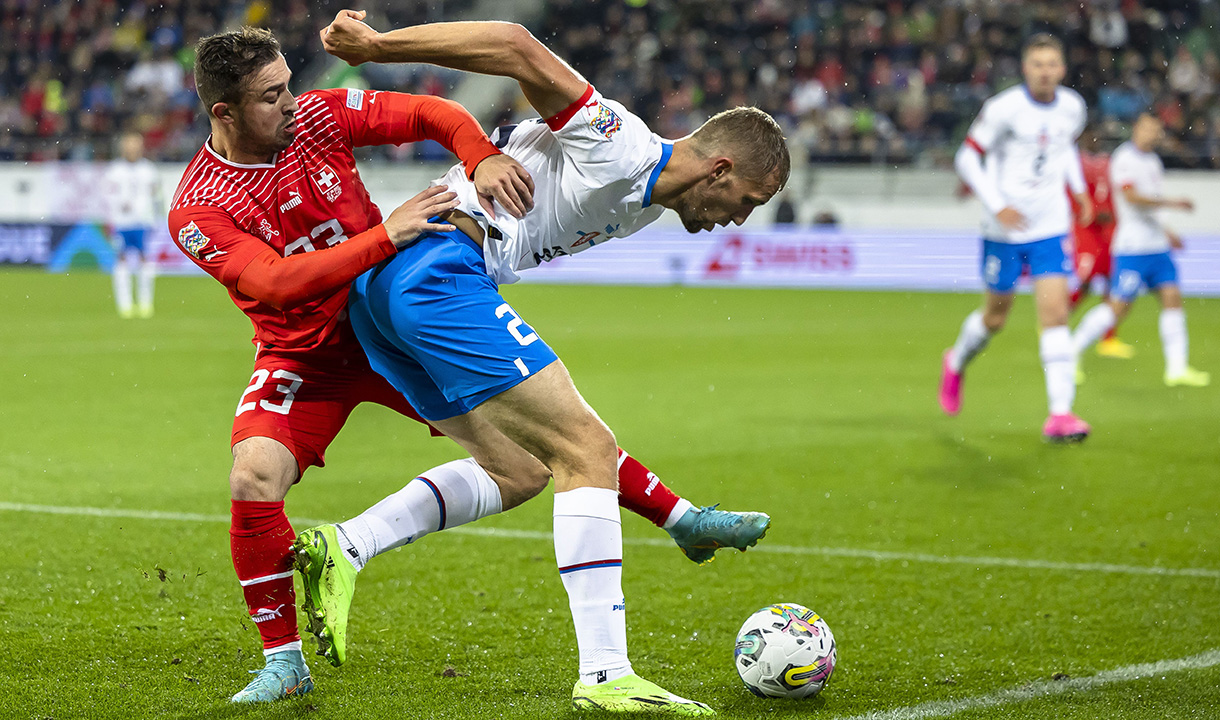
[431,85,670,285]
[966,96,1010,153]
[545,87,666,210]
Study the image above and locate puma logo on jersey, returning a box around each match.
[279,190,302,213]
[250,604,286,623]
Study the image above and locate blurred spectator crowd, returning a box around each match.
[3,0,1220,169]
[541,0,1220,168]
[0,0,465,162]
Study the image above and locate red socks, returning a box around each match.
[230,500,299,651]
[615,448,681,527]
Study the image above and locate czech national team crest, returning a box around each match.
[589,103,623,139]
[312,163,344,202]
[178,221,209,258]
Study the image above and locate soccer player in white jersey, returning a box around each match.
[105,132,162,318]
[939,34,1096,443]
[1072,113,1209,387]
[298,11,788,714]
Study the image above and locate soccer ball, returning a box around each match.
[734,603,836,699]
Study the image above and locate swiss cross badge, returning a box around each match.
[312,164,343,202]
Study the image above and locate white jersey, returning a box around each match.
[104,158,162,228]
[1109,141,1168,255]
[434,86,669,284]
[963,85,1087,243]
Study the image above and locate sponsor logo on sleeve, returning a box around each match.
[177,221,209,258]
[589,103,623,139]
[346,88,364,111]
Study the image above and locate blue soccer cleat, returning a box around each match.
[230,649,314,703]
[667,505,771,565]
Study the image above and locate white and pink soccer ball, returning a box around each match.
[734,603,837,699]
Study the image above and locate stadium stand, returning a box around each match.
[2,0,1218,167]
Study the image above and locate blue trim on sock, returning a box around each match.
[418,476,446,531]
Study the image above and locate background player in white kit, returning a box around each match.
[1072,113,1209,388]
[939,34,1095,443]
[104,132,162,319]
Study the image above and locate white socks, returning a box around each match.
[554,487,632,686]
[949,309,992,373]
[138,261,156,312]
[1040,325,1076,415]
[1072,304,1116,355]
[1160,308,1189,376]
[113,258,156,316]
[113,261,133,316]
[335,458,503,571]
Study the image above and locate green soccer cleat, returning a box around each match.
[230,649,313,703]
[1165,367,1211,387]
[667,505,771,565]
[293,524,358,667]
[572,673,714,714]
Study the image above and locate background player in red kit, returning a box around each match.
[170,27,769,704]
[1069,131,1133,359]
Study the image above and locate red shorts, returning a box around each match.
[231,347,439,477]
[1073,226,1113,281]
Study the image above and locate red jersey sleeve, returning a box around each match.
[169,205,396,311]
[315,88,500,179]
[168,206,268,288]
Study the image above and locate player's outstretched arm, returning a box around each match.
[321,11,588,119]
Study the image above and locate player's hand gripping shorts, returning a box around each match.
[347,228,559,422]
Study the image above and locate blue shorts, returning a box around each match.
[981,235,1071,293]
[347,228,558,422]
[1111,252,1178,303]
[116,227,146,253]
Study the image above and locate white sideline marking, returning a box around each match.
[834,648,1220,720]
[2,501,1218,579]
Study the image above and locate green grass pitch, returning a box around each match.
[1,269,1218,719]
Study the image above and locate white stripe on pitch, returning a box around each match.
[1,501,1217,580]
[833,648,1220,720]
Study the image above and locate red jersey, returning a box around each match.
[169,88,499,356]
[1071,151,1114,232]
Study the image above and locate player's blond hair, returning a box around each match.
[194,27,282,113]
[689,107,790,188]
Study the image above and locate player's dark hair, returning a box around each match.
[690,107,791,189]
[195,27,282,114]
[1022,33,1064,60]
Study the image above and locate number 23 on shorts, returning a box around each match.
[236,368,304,417]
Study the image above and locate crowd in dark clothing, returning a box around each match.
[540,0,1220,168]
[3,0,1220,168]
[0,0,464,162]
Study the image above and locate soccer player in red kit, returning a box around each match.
[170,28,768,704]
[1070,135,1133,358]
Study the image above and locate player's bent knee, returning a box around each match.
[229,438,299,502]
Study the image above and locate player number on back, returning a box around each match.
[236,369,304,416]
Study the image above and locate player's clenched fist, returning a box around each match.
[473,154,535,219]
[320,9,379,65]
[382,185,459,248]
